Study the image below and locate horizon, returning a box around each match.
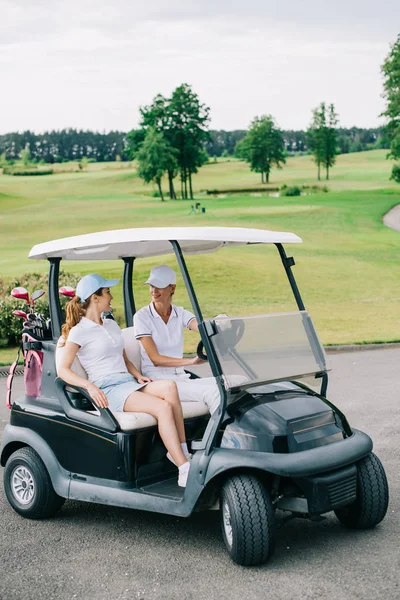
[0,122,388,136]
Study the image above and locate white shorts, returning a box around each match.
[145,368,220,414]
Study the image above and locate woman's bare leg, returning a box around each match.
[142,380,186,443]
[123,391,187,467]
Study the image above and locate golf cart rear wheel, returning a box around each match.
[220,474,276,566]
[334,452,388,529]
[4,447,65,519]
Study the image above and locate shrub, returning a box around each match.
[390,164,400,183]
[2,167,53,176]
[0,271,82,346]
[280,185,301,197]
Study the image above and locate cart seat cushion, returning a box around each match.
[114,400,209,431]
[121,327,141,370]
[55,335,209,431]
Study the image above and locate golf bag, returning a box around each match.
[6,331,44,408]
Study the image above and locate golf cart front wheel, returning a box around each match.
[220,474,276,566]
[334,452,388,529]
[4,447,65,519]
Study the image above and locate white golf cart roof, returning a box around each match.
[29,227,302,261]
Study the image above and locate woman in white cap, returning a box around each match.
[57,273,191,487]
[134,265,220,415]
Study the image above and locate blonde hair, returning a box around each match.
[60,286,104,344]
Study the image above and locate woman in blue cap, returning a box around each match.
[57,273,191,487]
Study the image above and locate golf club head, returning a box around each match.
[31,289,46,303]
[12,310,28,320]
[11,287,30,305]
[59,286,75,298]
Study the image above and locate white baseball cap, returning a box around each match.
[76,273,119,301]
[144,265,176,289]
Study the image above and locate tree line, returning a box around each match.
[0,129,126,163]
[0,125,388,164]
[204,126,388,157]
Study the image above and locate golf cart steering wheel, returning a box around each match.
[196,318,246,362]
[196,340,208,361]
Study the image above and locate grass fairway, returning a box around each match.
[1,150,400,349]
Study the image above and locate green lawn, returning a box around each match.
[0,347,20,366]
[1,150,400,355]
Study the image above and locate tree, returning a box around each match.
[140,85,211,199]
[125,129,146,160]
[308,102,338,180]
[140,94,177,198]
[21,148,31,167]
[237,115,286,183]
[307,104,326,180]
[168,84,211,199]
[381,35,400,180]
[324,104,338,180]
[136,127,177,201]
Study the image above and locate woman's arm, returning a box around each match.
[122,350,152,383]
[57,341,108,408]
[138,336,203,367]
[188,318,199,332]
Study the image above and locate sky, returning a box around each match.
[0,0,399,134]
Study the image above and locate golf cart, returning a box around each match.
[1,227,389,566]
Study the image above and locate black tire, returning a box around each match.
[220,474,276,566]
[4,447,65,519]
[334,452,389,529]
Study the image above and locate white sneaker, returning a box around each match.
[166,452,193,466]
[178,463,191,488]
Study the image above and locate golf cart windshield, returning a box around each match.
[206,311,328,391]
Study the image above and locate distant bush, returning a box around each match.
[280,185,302,196]
[87,158,97,163]
[3,167,53,176]
[390,164,400,183]
[301,184,329,193]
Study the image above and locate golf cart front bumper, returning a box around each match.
[204,429,372,483]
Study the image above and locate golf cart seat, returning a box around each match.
[55,327,209,432]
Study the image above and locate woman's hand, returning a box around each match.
[191,356,206,365]
[137,375,153,384]
[86,382,109,408]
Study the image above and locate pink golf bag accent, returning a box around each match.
[22,332,43,398]
[6,333,44,407]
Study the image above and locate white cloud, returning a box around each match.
[0,1,398,133]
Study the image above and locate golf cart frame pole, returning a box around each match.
[48,258,62,340]
[275,243,305,311]
[122,257,136,327]
[170,241,224,380]
[171,241,228,445]
[275,243,328,397]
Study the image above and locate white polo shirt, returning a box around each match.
[133,303,195,375]
[67,317,127,383]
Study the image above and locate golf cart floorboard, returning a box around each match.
[140,477,185,500]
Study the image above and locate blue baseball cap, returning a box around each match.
[76,273,119,301]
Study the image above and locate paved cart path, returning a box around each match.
[0,349,399,600]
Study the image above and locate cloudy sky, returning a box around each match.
[1,0,399,133]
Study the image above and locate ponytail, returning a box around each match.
[60,295,90,345]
